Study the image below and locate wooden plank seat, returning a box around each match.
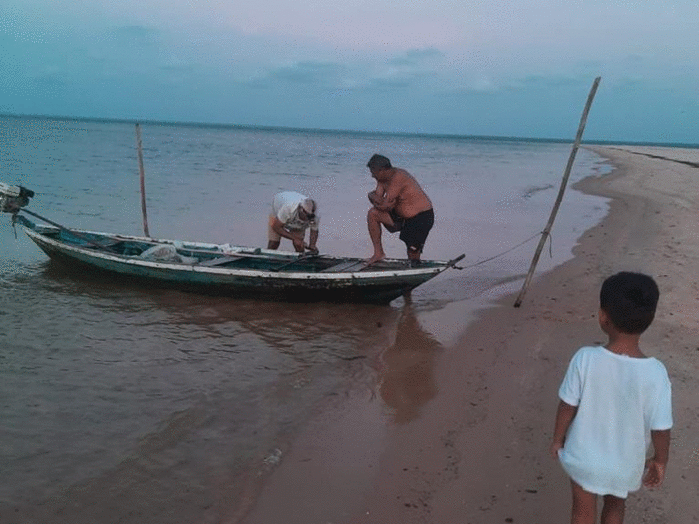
[320,260,366,273]
[82,238,122,250]
[197,255,243,267]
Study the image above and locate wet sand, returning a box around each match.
[238,145,699,524]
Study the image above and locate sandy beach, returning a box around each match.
[3,144,697,524]
[237,145,699,524]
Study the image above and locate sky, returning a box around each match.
[2,0,699,143]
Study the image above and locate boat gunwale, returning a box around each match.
[22,226,449,281]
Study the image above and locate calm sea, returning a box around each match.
[0,115,611,512]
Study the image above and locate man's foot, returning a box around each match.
[361,253,385,270]
[365,253,385,265]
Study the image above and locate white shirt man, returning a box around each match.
[267,191,319,253]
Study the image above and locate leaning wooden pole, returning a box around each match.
[513,76,601,308]
[135,123,150,238]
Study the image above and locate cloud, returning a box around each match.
[245,48,445,92]
[102,24,160,46]
[242,60,345,92]
[267,61,345,85]
[514,75,585,89]
[389,48,444,67]
[362,48,446,91]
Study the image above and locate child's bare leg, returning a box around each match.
[571,480,597,524]
[600,494,625,524]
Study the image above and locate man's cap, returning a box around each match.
[301,198,316,215]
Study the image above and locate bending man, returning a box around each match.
[268,191,319,253]
[366,154,434,265]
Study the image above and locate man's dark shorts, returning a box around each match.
[388,208,434,252]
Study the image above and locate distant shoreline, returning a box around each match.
[3,112,699,148]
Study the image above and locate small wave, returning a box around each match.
[522,183,554,198]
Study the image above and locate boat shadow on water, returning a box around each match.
[37,255,451,422]
[38,260,403,330]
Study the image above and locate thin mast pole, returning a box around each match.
[135,123,150,238]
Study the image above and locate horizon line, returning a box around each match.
[2,112,697,149]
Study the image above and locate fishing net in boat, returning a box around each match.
[138,244,198,265]
[0,183,34,213]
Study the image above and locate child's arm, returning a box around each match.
[643,429,671,488]
[549,400,577,459]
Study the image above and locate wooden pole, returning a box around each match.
[135,123,150,237]
[513,76,601,308]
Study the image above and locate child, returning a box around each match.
[550,272,672,524]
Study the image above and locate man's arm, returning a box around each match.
[307,228,319,252]
[270,217,293,240]
[368,182,396,211]
[549,400,578,458]
[643,429,671,488]
[271,217,304,249]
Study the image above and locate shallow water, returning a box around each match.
[0,115,611,506]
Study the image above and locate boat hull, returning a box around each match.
[23,226,450,303]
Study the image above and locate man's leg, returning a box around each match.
[600,494,625,524]
[268,215,281,250]
[400,209,433,264]
[367,208,397,264]
[571,480,597,524]
[406,245,422,265]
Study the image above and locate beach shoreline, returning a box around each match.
[237,145,699,524]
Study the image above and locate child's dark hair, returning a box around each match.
[600,272,659,334]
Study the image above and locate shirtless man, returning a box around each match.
[366,154,434,265]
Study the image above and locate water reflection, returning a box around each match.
[378,297,441,424]
[1,259,404,505]
[40,261,398,331]
[3,238,445,517]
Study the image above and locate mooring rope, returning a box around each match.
[454,230,552,270]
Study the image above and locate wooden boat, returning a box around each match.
[9,213,464,304]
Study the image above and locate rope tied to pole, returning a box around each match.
[453,229,553,271]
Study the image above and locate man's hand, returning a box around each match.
[288,230,305,252]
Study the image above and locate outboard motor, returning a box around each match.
[0,183,34,213]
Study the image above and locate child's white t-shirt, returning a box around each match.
[558,345,672,498]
